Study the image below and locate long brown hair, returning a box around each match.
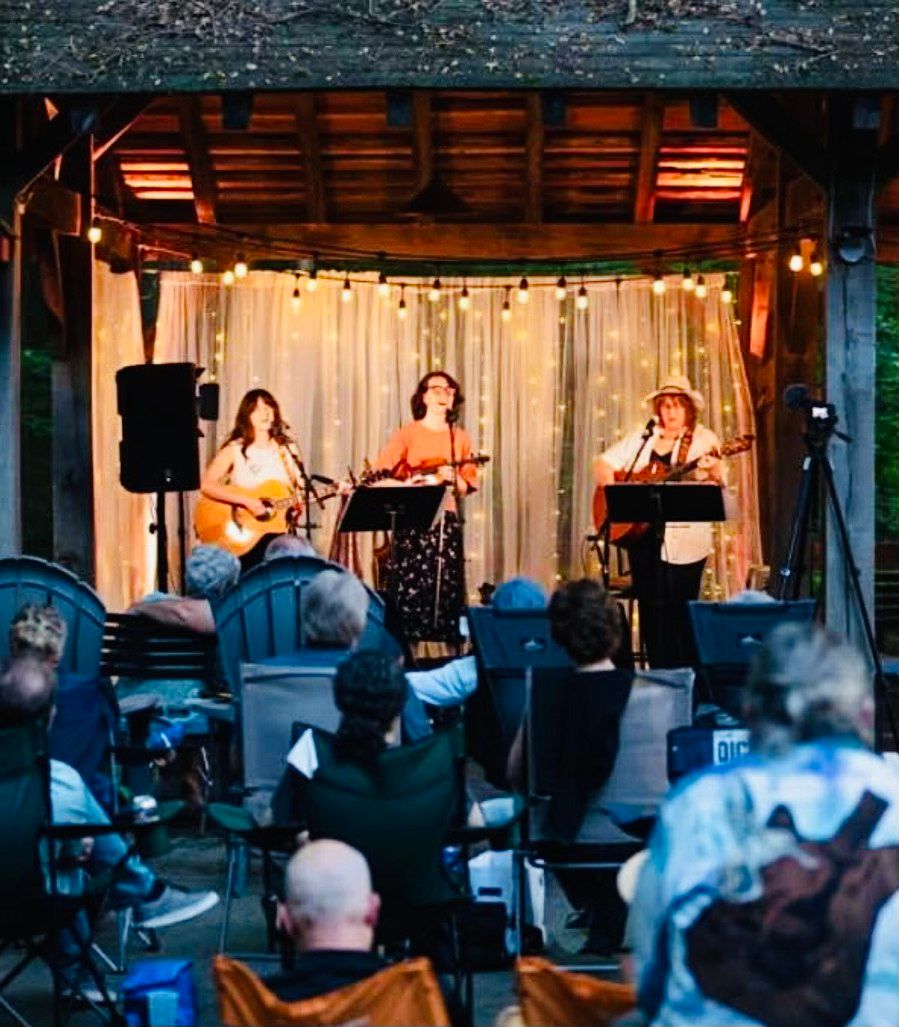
[410,371,465,422]
[654,393,697,430]
[226,389,292,454]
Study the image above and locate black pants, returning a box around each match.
[627,534,705,669]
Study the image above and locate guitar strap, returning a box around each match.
[674,426,695,467]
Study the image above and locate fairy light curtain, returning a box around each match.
[94,267,760,606]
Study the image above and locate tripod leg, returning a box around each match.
[818,458,897,748]
[775,455,819,601]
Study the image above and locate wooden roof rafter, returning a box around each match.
[177,95,217,225]
[295,93,326,223]
[633,93,663,224]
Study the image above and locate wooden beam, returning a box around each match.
[145,221,743,264]
[10,103,99,195]
[23,177,81,235]
[54,134,95,581]
[825,98,877,655]
[295,93,326,224]
[177,96,217,225]
[524,93,544,224]
[0,201,22,556]
[725,92,828,189]
[411,90,433,192]
[92,94,153,161]
[633,93,663,224]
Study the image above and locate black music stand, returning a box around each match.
[338,485,446,634]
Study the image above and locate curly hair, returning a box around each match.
[9,604,68,663]
[548,579,622,667]
[409,371,465,421]
[333,650,408,766]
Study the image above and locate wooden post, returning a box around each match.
[825,98,877,651]
[0,198,22,557]
[53,134,95,581]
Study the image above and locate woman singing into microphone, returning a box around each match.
[373,371,478,648]
[198,388,303,569]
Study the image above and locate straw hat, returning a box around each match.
[643,374,705,414]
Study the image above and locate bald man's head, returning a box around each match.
[279,840,380,951]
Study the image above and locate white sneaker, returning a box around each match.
[134,884,219,930]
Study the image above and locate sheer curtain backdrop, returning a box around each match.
[93,267,761,608]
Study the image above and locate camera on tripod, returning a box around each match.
[783,383,840,441]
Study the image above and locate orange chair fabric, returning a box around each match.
[516,956,637,1027]
[213,954,451,1027]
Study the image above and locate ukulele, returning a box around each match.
[592,434,754,546]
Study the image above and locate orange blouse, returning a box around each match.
[375,420,477,512]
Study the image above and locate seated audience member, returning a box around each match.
[129,543,240,637]
[265,840,385,1001]
[408,576,548,710]
[301,569,430,741]
[0,656,219,990]
[264,534,320,561]
[631,624,899,1026]
[507,579,637,954]
[272,650,408,825]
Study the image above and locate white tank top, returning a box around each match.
[227,441,293,489]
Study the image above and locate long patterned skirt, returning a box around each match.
[389,511,463,644]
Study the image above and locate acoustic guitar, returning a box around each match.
[592,434,754,546]
[193,480,302,557]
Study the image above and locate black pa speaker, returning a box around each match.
[116,362,200,493]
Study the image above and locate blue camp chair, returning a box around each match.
[0,556,106,676]
[211,555,392,694]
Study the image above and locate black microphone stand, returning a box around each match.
[447,415,468,652]
[285,446,324,541]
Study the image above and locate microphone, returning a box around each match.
[641,417,657,438]
[446,408,459,425]
[784,383,813,411]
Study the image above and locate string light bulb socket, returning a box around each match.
[377,270,390,298]
[720,284,734,304]
[682,267,695,292]
[652,271,666,296]
[397,285,408,321]
[86,221,102,244]
[306,266,319,292]
[501,287,512,322]
[341,275,353,302]
[694,274,708,300]
[234,254,248,279]
[428,277,442,303]
[222,268,235,286]
[809,248,824,277]
[788,241,804,273]
[291,274,302,311]
[555,276,567,301]
[576,283,589,311]
[458,285,471,311]
[517,276,530,304]
[189,254,203,275]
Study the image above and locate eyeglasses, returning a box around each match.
[427,384,456,395]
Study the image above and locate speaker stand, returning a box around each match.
[153,490,169,593]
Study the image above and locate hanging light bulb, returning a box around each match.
[306,266,319,292]
[652,271,666,296]
[189,254,203,275]
[234,254,248,279]
[501,287,512,322]
[341,275,353,303]
[788,242,804,273]
[555,276,567,301]
[86,220,102,244]
[428,277,442,303]
[458,285,471,311]
[377,270,390,298]
[291,275,302,311]
[721,285,734,304]
[682,267,695,292]
[222,268,235,286]
[809,248,824,277]
[517,276,529,304]
[694,274,708,299]
[397,285,408,320]
[576,283,589,311]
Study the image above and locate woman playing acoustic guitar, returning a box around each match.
[594,375,724,669]
[197,388,303,569]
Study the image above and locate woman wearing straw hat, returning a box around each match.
[594,374,723,668]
